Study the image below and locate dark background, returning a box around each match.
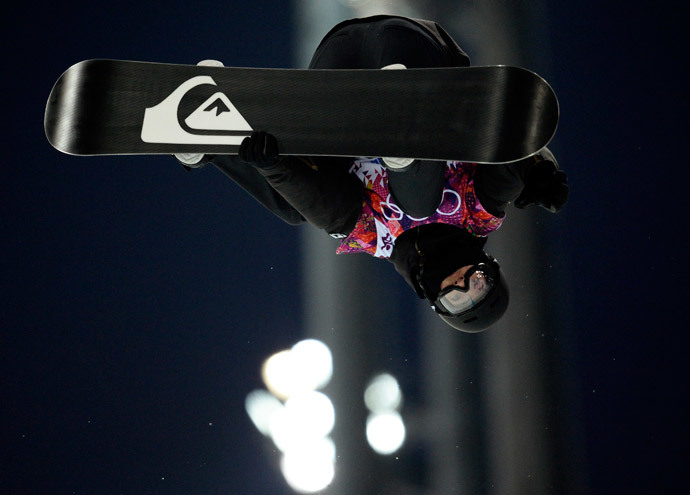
[3,1,687,494]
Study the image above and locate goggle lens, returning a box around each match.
[436,267,495,315]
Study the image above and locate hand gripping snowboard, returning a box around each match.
[44,59,559,163]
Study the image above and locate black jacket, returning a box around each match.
[211,153,538,236]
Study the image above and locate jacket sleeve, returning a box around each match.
[254,156,364,237]
[209,155,306,225]
[473,148,557,217]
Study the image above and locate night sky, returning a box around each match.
[3,1,688,494]
[545,2,687,492]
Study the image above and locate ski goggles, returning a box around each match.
[434,264,498,316]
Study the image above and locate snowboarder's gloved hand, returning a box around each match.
[514,152,569,213]
[239,131,283,169]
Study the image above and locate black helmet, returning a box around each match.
[415,253,509,333]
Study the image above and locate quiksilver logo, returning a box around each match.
[141,76,252,145]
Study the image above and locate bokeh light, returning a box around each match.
[364,372,402,413]
[366,411,406,455]
[262,339,333,400]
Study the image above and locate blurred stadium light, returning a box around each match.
[246,338,336,493]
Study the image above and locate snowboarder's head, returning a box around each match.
[415,254,509,333]
[393,224,509,332]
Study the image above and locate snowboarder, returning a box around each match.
[175,16,569,332]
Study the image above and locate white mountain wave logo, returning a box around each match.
[140,76,252,145]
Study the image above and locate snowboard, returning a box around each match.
[44,59,559,163]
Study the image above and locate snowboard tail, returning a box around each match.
[45,59,559,163]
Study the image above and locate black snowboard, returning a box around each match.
[44,59,559,163]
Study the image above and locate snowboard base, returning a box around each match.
[45,59,559,163]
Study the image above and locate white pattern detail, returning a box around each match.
[185,92,248,131]
[436,189,462,216]
[350,158,387,188]
[374,218,395,257]
[380,195,404,221]
[381,189,462,222]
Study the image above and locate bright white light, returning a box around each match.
[364,373,402,413]
[268,406,294,453]
[281,436,336,493]
[256,341,337,493]
[291,339,333,390]
[262,340,333,400]
[366,411,406,455]
[245,389,284,436]
[269,391,335,453]
[286,391,335,438]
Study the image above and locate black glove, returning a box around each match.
[514,157,569,213]
[239,131,282,169]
